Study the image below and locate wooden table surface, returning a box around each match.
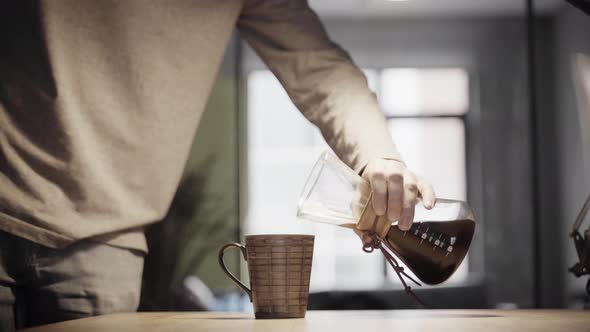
[22,310,590,332]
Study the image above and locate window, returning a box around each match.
[245,67,469,291]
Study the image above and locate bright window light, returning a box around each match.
[380,68,469,116]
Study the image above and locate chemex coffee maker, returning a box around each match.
[297,151,476,306]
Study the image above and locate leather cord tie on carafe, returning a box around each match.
[357,192,429,307]
[362,231,429,308]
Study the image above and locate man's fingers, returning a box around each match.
[360,159,436,236]
[402,172,418,210]
[398,205,415,231]
[374,216,391,238]
[386,168,403,223]
[397,172,417,230]
[369,167,387,216]
[417,178,436,209]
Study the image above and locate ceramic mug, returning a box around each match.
[218,234,314,319]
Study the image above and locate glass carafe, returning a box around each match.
[297,151,475,285]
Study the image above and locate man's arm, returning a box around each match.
[237,0,435,235]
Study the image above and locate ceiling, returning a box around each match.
[309,0,565,18]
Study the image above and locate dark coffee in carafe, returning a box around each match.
[383,219,475,285]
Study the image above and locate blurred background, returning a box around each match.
[139,0,590,311]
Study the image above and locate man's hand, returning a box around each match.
[359,158,436,238]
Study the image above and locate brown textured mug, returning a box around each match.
[218,234,314,319]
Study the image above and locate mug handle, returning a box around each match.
[218,243,252,301]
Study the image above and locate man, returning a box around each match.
[0,0,435,329]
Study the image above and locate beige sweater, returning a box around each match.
[0,0,400,252]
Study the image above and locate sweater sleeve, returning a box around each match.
[237,0,402,172]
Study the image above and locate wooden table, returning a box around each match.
[22,310,590,332]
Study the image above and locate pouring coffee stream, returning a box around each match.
[297,152,476,307]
